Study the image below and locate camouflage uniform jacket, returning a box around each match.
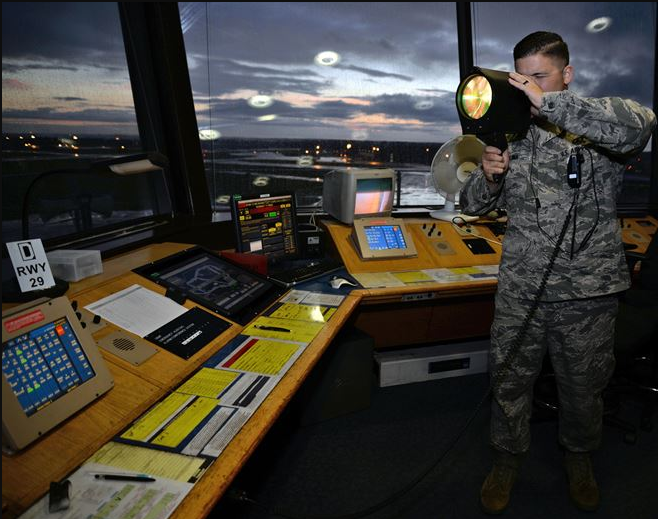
[460,90,656,301]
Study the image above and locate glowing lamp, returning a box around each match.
[456,67,531,151]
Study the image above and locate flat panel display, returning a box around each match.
[363,224,408,251]
[351,217,417,260]
[4,317,96,417]
[133,247,285,325]
[230,193,299,259]
[2,296,114,451]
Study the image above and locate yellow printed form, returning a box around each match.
[151,397,219,448]
[450,267,482,275]
[243,316,324,343]
[176,368,240,398]
[121,393,194,442]
[269,303,336,322]
[351,272,406,288]
[223,338,301,375]
[392,271,434,284]
[90,442,205,482]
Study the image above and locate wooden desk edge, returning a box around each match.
[5,214,655,518]
[169,294,361,519]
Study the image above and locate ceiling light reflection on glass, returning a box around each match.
[252,176,270,187]
[248,95,274,108]
[297,156,314,166]
[314,51,340,66]
[586,17,612,33]
[257,114,278,122]
[199,128,221,140]
[414,99,434,110]
[458,75,492,120]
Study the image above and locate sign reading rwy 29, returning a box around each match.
[6,239,55,293]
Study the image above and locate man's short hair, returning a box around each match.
[513,31,569,66]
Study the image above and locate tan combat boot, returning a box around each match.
[480,451,522,515]
[564,451,600,511]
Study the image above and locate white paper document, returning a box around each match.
[279,289,345,306]
[17,461,193,519]
[85,284,188,337]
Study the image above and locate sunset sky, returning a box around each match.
[2,2,655,143]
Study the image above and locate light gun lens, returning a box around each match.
[459,75,492,120]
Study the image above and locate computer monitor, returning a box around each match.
[230,193,299,259]
[322,168,395,224]
[2,296,114,451]
[133,246,285,325]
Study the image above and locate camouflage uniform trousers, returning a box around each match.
[489,291,618,454]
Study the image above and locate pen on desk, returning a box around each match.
[254,324,291,333]
[94,474,156,482]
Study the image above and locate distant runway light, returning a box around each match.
[199,129,221,140]
[257,114,277,122]
[248,95,274,108]
[314,51,340,66]
[586,17,612,33]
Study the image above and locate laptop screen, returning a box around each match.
[230,193,299,260]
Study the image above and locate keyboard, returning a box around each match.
[267,257,344,287]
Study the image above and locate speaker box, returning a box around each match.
[296,326,374,426]
[297,224,325,258]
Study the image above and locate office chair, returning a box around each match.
[533,230,658,444]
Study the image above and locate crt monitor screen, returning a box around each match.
[2,296,114,451]
[354,178,393,217]
[322,168,396,224]
[230,193,299,259]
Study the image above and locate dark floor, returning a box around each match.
[211,370,658,519]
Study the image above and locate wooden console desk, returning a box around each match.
[3,215,655,518]
[324,215,657,349]
[1,242,359,519]
[323,217,503,348]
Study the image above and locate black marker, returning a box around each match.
[254,324,291,333]
[94,474,155,482]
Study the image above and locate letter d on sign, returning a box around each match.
[6,239,56,293]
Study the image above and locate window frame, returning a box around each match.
[2,2,215,260]
[4,2,655,264]
[461,2,657,217]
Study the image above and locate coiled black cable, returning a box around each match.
[490,201,574,391]
[234,207,576,519]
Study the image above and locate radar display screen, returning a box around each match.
[134,247,285,325]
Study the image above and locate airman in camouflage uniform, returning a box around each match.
[459,31,656,514]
